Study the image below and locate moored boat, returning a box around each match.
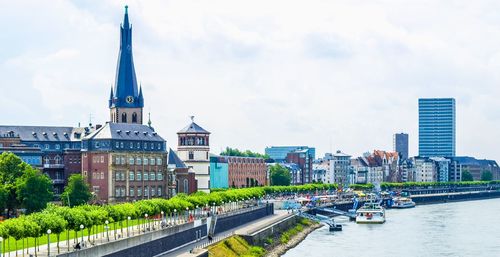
[356,201,386,224]
[391,197,416,208]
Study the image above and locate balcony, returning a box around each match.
[43,164,65,169]
[52,179,65,184]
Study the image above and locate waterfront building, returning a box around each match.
[393,133,409,160]
[448,156,500,182]
[176,118,211,192]
[412,157,437,182]
[372,150,400,182]
[419,98,456,157]
[429,157,450,182]
[351,156,384,184]
[210,155,267,189]
[265,146,315,162]
[278,163,302,185]
[168,149,197,195]
[329,150,351,186]
[286,149,313,184]
[0,126,91,196]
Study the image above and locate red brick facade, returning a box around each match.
[227,156,267,188]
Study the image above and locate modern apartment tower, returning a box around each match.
[393,133,409,159]
[418,98,456,157]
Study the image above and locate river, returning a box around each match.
[283,198,500,257]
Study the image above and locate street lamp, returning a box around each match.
[161,211,164,228]
[127,216,131,237]
[145,214,149,231]
[195,206,198,219]
[174,209,177,224]
[47,230,51,256]
[186,207,189,222]
[105,220,109,242]
[205,203,208,217]
[79,225,84,245]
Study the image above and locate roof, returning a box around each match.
[83,123,164,142]
[450,156,499,167]
[168,149,187,168]
[333,150,351,157]
[0,125,91,142]
[178,121,210,134]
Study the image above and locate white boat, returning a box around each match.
[356,201,386,224]
[391,197,416,209]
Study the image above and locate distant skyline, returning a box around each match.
[1,1,500,160]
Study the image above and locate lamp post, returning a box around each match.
[47,230,52,256]
[185,207,189,222]
[127,216,131,237]
[0,236,3,257]
[145,214,149,231]
[80,225,84,245]
[195,206,198,219]
[205,203,208,217]
[174,209,177,225]
[161,211,164,228]
[105,220,109,242]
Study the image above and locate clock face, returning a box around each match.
[126,96,134,103]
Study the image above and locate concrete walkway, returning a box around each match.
[159,210,292,257]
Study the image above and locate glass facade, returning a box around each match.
[418,98,456,157]
[265,146,316,162]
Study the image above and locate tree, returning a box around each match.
[61,174,92,207]
[462,170,473,181]
[16,166,54,213]
[220,147,270,159]
[270,164,291,186]
[481,170,493,181]
[0,152,30,216]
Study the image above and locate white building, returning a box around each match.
[413,157,436,182]
[176,118,210,192]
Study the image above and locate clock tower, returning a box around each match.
[109,6,144,124]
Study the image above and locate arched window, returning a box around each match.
[54,155,62,164]
[132,112,138,123]
[183,179,188,193]
[121,113,127,123]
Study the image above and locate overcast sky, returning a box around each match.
[1,0,500,160]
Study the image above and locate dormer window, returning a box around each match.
[134,131,139,135]
[125,131,130,135]
[116,130,122,134]
[32,132,37,137]
[43,132,48,137]
[64,132,69,138]
[143,132,148,136]
[152,132,157,136]
[53,132,58,137]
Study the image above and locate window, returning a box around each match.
[157,158,162,165]
[120,142,124,148]
[183,179,188,193]
[116,142,119,148]
[45,144,49,149]
[144,158,148,165]
[132,112,138,123]
[55,144,60,150]
[33,144,39,148]
[150,158,155,165]
[121,113,127,123]
[137,187,142,196]
[116,156,120,165]
[157,143,161,150]
[54,155,62,164]
[137,142,141,149]
[129,171,135,181]
[101,156,105,163]
[137,172,142,181]
[115,188,120,197]
[120,188,125,197]
[151,186,155,196]
[157,187,162,196]
[120,172,125,181]
[189,151,194,160]
[151,144,154,150]
[100,172,104,179]
[136,158,142,165]
[144,172,149,181]
[144,186,149,196]
[130,142,133,149]
[157,171,163,181]
[150,172,155,181]
[144,143,148,149]
[65,143,69,149]
[115,172,120,181]
[129,157,134,165]
[44,156,50,164]
[129,187,135,197]
[121,157,125,165]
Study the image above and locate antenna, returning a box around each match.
[89,113,93,127]
[148,112,152,127]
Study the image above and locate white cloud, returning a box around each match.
[1,0,500,161]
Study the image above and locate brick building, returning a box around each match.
[210,156,267,189]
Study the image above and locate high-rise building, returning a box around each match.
[265,146,315,162]
[393,133,409,159]
[418,98,456,157]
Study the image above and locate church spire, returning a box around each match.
[110,5,142,109]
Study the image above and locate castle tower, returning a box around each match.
[176,116,210,192]
[109,6,144,124]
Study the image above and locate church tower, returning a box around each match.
[109,6,144,124]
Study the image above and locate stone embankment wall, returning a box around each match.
[214,204,274,234]
[240,214,300,247]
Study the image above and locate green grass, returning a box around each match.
[208,236,265,257]
[0,218,152,253]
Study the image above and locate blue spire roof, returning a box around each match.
[109,6,144,109]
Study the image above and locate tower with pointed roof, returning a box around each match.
[176,116,211,192]
[109,6,144,125]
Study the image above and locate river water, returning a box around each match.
[283,198,500,257]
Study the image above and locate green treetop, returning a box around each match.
[270,164,291,186]
[220,147,270,159]
[61,174,92,207]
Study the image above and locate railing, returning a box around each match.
[43,164,65,169]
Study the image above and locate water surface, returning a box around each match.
[283,198,500,257]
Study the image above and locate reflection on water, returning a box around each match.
[283,198,500,257]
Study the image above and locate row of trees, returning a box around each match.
[0,183,339,252]
[220,147,270,159]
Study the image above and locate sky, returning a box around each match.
[1,0,500,160]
